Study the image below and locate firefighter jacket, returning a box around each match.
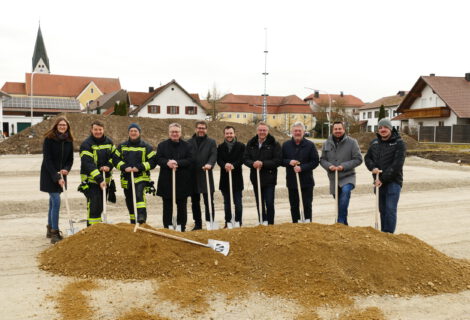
[113,138,157,189]
[79,135,115,187]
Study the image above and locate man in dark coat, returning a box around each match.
[156,123,194,231]
[282,122,319,223]
[79,120,114,226]
[243,122,282,225]
[113,123,157,224]
[365,118,406,233]
[187,121,217,230]
[320,121,363,225]
[217,125,245,227]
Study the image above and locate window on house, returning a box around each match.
[418,121,423,126]
[237,114,240,118]
[228,114,232,118]
[367,125,372,132]
[374,111,379,118]
[243,114,247,118]
[374,125,378,132]
[185,106,197,115]
[148,105,160,114]
[363,112,366,119]
[385,110,389,117]
[91,88,94,94]
[273,115,276,119]
[167,106,179,114]
[367,112,372,119]
[438,121,444,126]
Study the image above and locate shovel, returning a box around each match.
[374,170,383,230]
[60,173,79,236]
[226,169,240,229]
[169,168,182,232]
[256,168,268,226]
[205,168,218,230]
[130,171,138,232]
[135,225,230,256]
[335,169,339,224]
[102,171,108,224]
[295,167,310,223]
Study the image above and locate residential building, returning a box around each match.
[128,80,207,120]
[215,94,315,133]
[359,91,407,132]
[304,91,364,120]
[1,26,121,135]
[395,73,470,131]
[0,91,11,137]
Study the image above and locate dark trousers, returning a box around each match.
[221,190,243,224]
[162,197,188,231]
[191,192,215,226]
[123,181,147,224]
[287,186,313,223]
[253,184,275,225]
[87,183,107,226]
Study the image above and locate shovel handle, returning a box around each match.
[131,171,138,232]
[256,168,263,225]
[335,169,339,224]
[60,173,73,223]
[295,169,305,222]
[172,168,177,228]
[374,170,383,230]
[102,171,107,223]
[136,226,208,248]
[228,169,236,225]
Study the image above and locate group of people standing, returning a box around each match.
[40,116,405,244]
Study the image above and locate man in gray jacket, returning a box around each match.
[320,121,363,225]
[188,121,217,230]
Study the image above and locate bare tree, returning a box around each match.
[206,83,223,121]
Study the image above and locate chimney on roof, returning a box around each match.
[430,73,435,77]
[314,90,319,98]
[340,91,344,97]
[149,87,154,93]
[398,91,405,97]
[465,73,470,81]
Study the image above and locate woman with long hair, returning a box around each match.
[40,116,74,244]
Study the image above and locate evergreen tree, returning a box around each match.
[114,101,128,116]
[378,104,386,121]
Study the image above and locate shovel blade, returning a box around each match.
[206,221,219,230]
[226,222,234,229]
[208,239,230,256]
[66,227,80,236]
[260,221,268,226]
[297,218,311,224]
[169,225,182,232]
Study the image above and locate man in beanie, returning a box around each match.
[113,123,157,224]
[320,121,362,225]
[365,118,406,233]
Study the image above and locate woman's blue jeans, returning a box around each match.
[48,192,61,230]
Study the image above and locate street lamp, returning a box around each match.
[305,87,332,135]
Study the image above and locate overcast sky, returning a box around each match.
[1,0,469,103]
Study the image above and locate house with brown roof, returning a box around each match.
[128,80,207,120]
[215,93,315,133]
[359,91,407,132]
[395,73,470,130]
[0,26,121,135]
[304,92,364,120]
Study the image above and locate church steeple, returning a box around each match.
[32,25,50,73]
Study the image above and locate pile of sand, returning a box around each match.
[39,223,470,311]
[0,113,288,154]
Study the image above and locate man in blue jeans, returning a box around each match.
[365,118,406,233]
[320,121,363,225]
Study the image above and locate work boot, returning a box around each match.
[191,224,202,231]
[50,229,63,244]
[46,225,52,238]
[137,212,147,224]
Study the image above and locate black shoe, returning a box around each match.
[50,229,63,244]
[138,220,146,225]
[130,219,136,224]
[46,225,52,238]
[191,225,202,231]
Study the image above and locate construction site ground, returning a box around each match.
[0,154,469,319]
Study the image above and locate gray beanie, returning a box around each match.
[378,118,393,130]
[128,123,141,133]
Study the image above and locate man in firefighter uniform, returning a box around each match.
[79,120,115,226]
[113,123,157,224]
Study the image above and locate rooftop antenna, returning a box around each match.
[262,27,269,122]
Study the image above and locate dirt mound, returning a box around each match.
[0,113,289,154]
[350,132,420,152]
[38,223,470,310]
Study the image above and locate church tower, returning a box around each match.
[32,25,50,73]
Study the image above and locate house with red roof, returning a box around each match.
[359,91,407,132]
[304,91,364,121]
[394,73,470,142]
[214,93,315,133]
[128,80,207,120]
